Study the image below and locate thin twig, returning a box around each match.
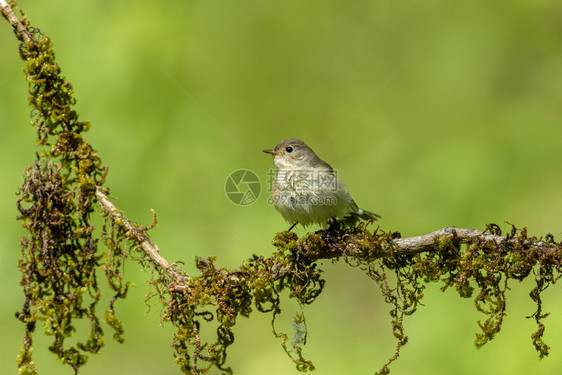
[0,1,33,44]
[95,187,189,283]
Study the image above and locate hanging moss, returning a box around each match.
[10,4,124,374]
[140,222,561,375]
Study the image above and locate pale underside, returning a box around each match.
[271,168,354,227]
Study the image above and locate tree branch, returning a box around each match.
[95,183,559,287]
[391,226,554,254]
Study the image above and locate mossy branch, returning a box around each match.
[97,186,562,374]
[3,2,562,375]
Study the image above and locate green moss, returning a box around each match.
[10,5,121,374]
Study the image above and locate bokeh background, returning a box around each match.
[2,1,562,374]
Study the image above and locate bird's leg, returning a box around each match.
[287,222,298,232]
[340,213,360,229]
[327,217,340,231]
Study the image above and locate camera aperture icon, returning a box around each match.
[225,169,261,206]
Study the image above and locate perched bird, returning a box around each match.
[263,138,380,230]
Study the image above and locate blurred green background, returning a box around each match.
[2,0,562,374]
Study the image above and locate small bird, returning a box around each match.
[263,138,380,230]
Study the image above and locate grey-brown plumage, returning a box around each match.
[263,138,380,228]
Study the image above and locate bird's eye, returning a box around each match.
[286,146,293,153]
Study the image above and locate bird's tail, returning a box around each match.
[353,207,381,221]
[344,200,381,225]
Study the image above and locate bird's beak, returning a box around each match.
[262,149,279,155]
